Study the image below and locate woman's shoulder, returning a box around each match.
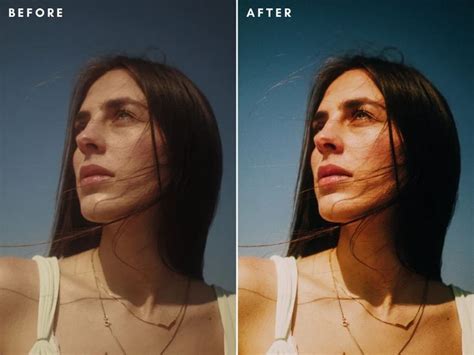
[238,257,279,354]
[0,257,40,343]
[239,256,277,301]
[0,256,39,302]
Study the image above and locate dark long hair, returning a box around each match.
[49,55,222,280]
[288,54,460,281]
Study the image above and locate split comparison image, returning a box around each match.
[0,0,472,354]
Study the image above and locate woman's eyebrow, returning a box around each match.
[314,97,385,121]
[75,97,148,120]
[101,97,148,111]
[341,97,386,111]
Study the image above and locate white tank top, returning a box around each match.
[266,255,298,354]
[29,255,235,355]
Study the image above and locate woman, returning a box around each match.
[0,56,235,354]
[239,54,472,354]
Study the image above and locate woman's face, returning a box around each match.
[72,69,166,223]
[310,69,403,223]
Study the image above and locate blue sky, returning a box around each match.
[0,0,472,293]
[239,0,473,290]
[0,0,235,291]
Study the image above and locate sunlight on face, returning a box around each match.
[72,69,167,223]
[310,69,404,223]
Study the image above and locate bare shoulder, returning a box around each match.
[238,257,278,353]
[0,257,39,304]
[238,256,276,317]
[0,257,39,345]
[239,256,276,301]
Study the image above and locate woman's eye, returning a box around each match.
[352,109,373,121]
[115,109,135,121]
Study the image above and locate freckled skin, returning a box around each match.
[311,70,404,223]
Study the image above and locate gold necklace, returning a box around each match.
[91,248,190,354]
[329,249,428,355]
[96,279,189,330]
[333,275,424,330]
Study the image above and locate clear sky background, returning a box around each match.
[239,0,473,291]
[0,0,235,291]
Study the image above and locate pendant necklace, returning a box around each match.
[332,275,424,330]
[91,248,190,354]
[329,249,428,355]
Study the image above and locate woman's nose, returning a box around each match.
[75,119,106,156]
[314,119,344,155]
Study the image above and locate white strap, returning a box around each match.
[266,256,298,354]
[29,256,60,355]
[214,285,236,355]
[452,285,473,355]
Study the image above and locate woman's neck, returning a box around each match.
[334,207,424,309]
[95,207,186,306]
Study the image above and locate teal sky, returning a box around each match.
[239,0,473,291]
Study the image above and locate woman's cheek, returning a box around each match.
[356,131,392,168]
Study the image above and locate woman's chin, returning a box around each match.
[80,211,118,224]
[318,199,365,224]
[319,211,354,224]
[79,202,128,224]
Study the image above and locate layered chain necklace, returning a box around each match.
[90,248,190,354]
[329,249,428,355]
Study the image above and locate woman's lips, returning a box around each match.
[80,174,112,186]
[79,164,114,187]
[318,174,351,187]
[317,164,352,187]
